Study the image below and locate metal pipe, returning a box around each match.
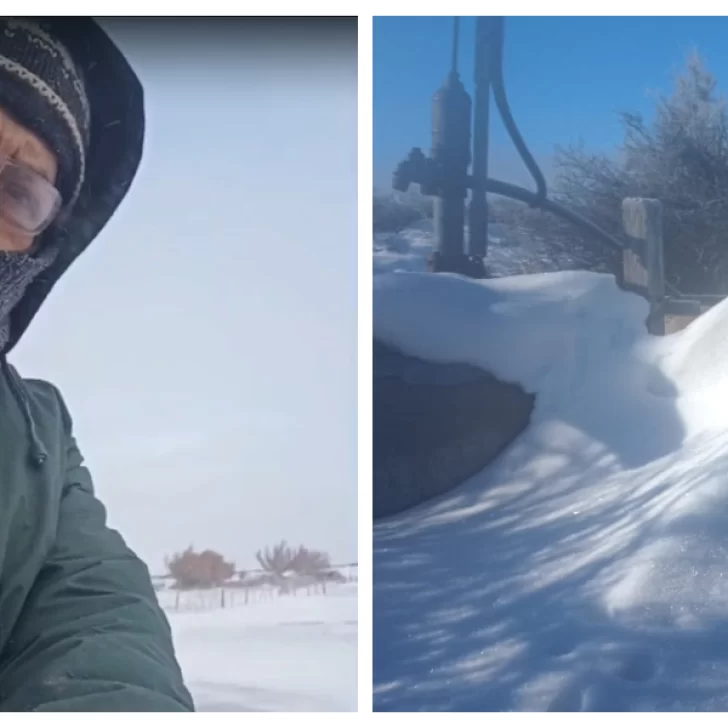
[451,16,459,74]
[469,17,497,259]
[428,17,472,269]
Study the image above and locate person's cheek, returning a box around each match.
[0,227,33,253]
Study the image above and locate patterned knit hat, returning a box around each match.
[0,18,90,212]
[0,18,145,354]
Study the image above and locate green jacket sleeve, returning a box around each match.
[0,391,195,712]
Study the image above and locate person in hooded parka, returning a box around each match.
[0,17,194,712]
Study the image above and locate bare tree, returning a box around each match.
[255,542,341,595]
[289,546,331,577]
[255,541,295,578]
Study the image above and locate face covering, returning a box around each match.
[0,245,57,352]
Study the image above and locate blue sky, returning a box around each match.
[374,16,728,189]
[12,20,357,572]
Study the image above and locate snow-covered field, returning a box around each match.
[374,268,728,711]
[162,583,357,711]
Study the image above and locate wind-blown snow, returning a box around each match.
[163,585,357,712]
[374,269,728,711]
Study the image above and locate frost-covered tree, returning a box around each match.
[373,188,433,233]
[517,52,728,292]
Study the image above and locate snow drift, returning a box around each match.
[373,269,728,711]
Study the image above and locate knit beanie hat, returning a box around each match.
[0,18,90,213]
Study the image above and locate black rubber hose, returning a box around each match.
[488,18,547,202]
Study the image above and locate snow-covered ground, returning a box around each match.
[373,219,565,278]
[162,583,357,711]
[374,268,728,711]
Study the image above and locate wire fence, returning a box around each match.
[152,563,358,613]
[157,581,357,614]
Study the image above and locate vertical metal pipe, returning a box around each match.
[469,17,496,259]
[429,17,471,267]
[451,16,459,74]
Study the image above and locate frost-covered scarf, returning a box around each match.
[0,245,57,352]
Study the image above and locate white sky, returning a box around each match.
[11,20,357,574]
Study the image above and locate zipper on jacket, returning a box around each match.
[1,358,47,468]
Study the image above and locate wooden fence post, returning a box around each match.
[622,198,665,335]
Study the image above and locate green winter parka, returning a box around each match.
[0,362,194,711]
[0,18,194,712]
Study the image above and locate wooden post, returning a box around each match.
[622,198,665,335]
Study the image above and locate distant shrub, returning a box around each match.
[166,546,235,589]
[373,190,432,233]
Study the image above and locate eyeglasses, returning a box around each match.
[0,156,62,236]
